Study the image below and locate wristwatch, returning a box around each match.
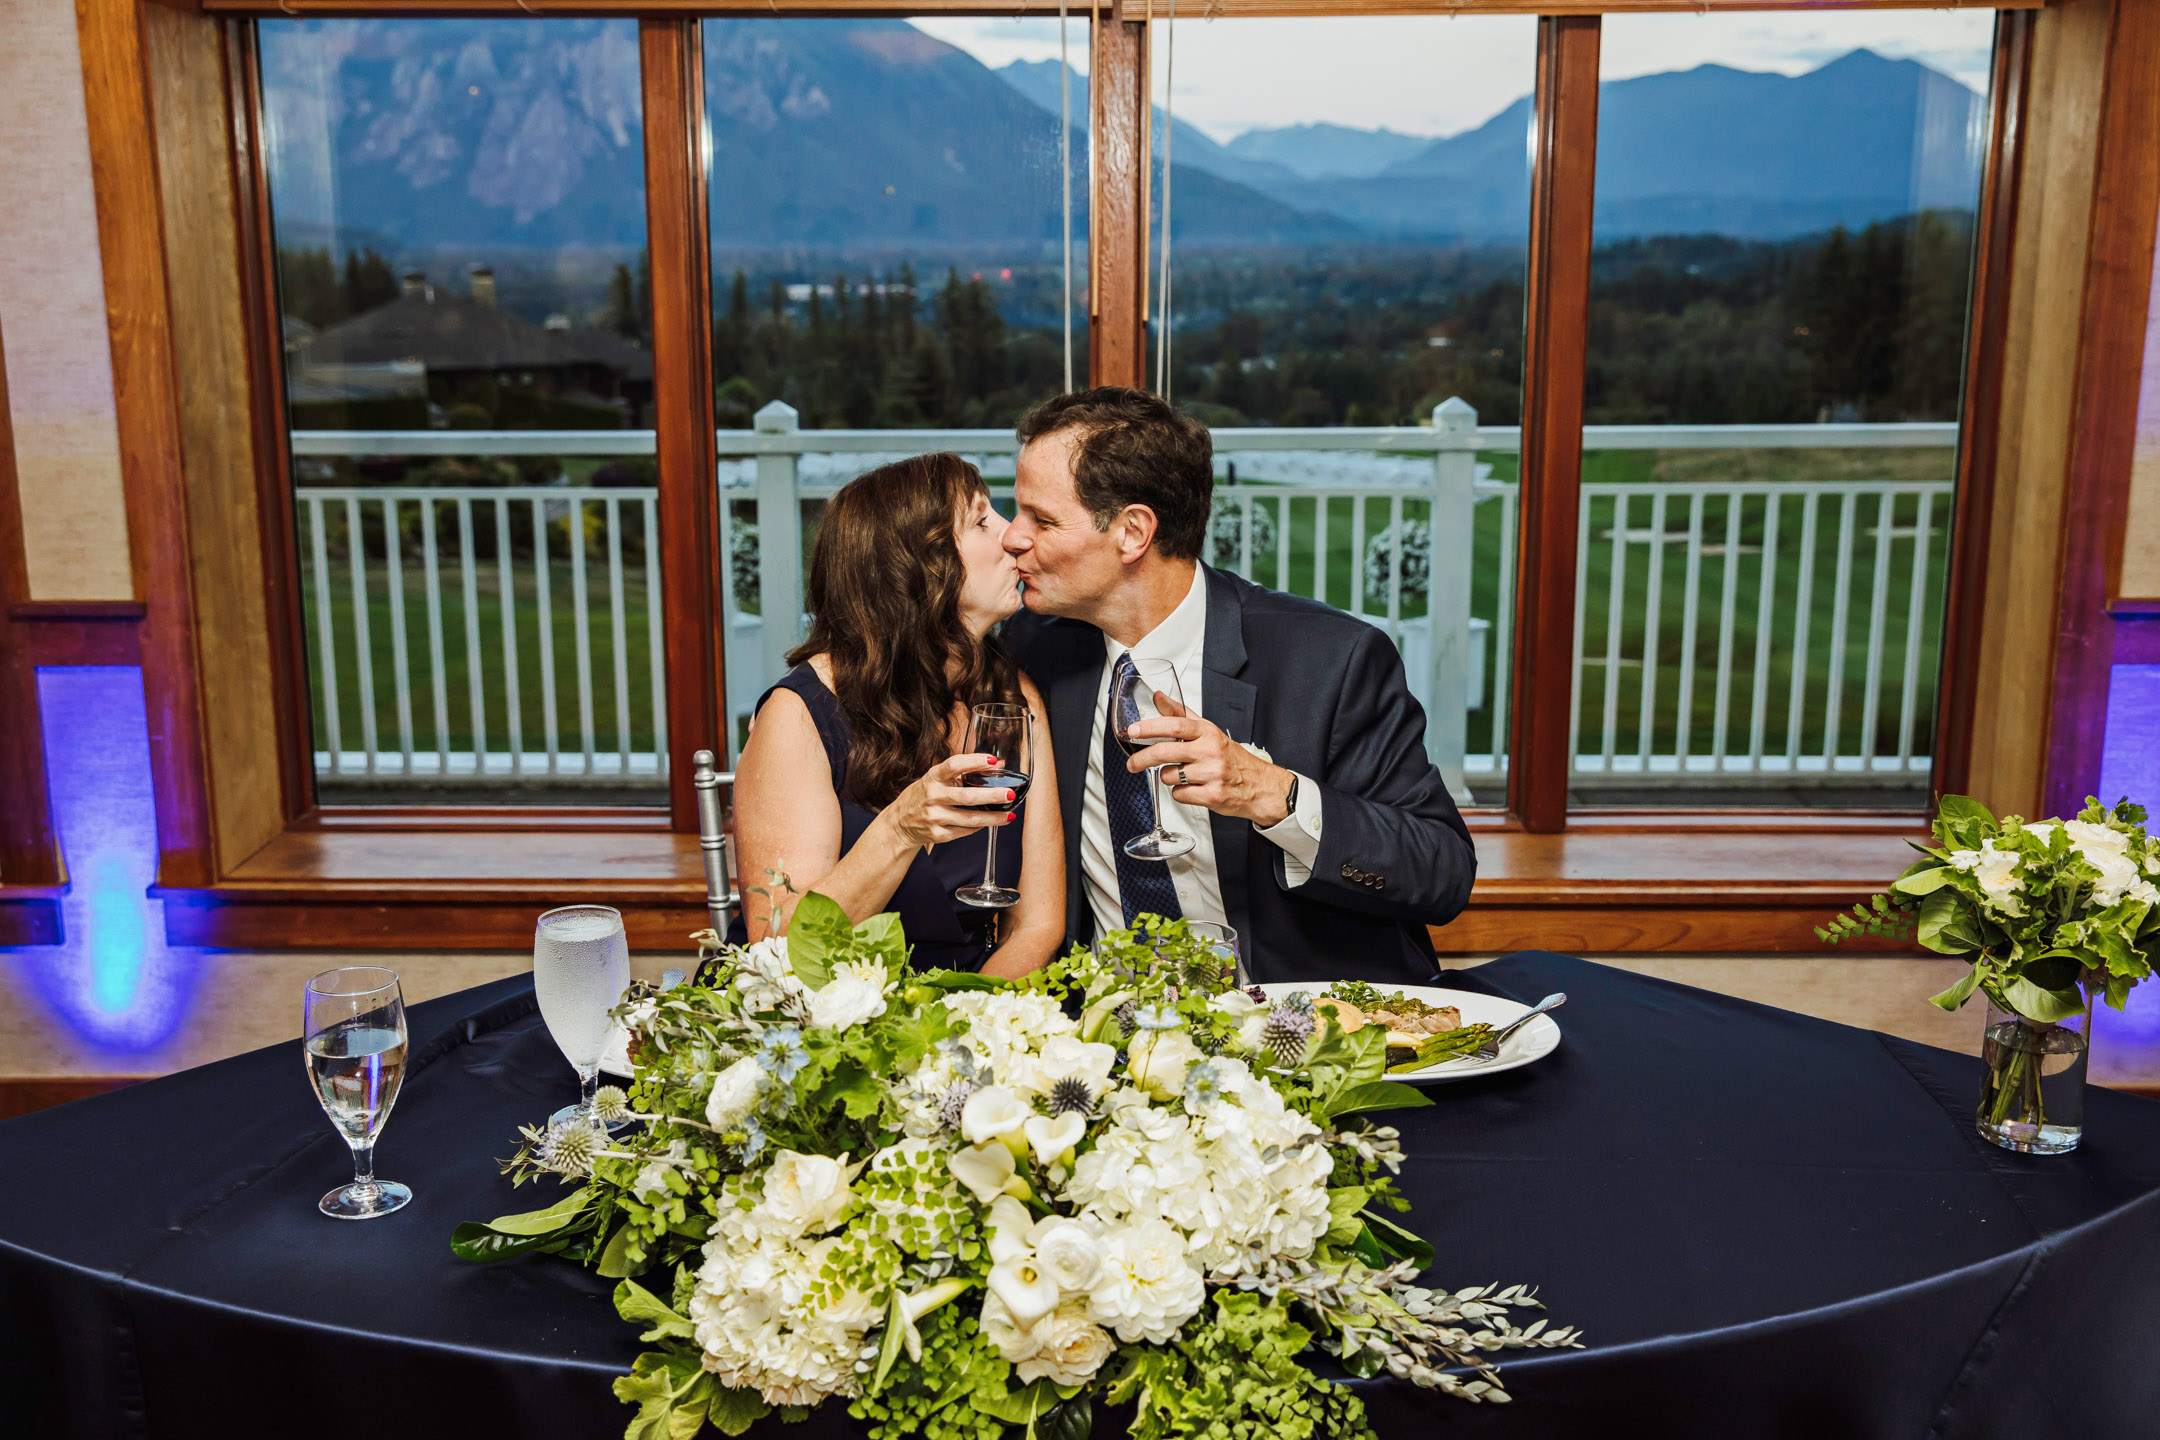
[1282,772,1300,818]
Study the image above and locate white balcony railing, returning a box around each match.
[291,401,1957,795]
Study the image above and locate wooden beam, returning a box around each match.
[1931,12,2032,809]
[1089,9,1147,390]
[201,0,2039,15]
[76,0,217,889]
[2043,0,2160,817]
[1509,14,1599,833]
[641,19,727,832]
[0,314,62,887]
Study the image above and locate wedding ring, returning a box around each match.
[1175,764,1190,787]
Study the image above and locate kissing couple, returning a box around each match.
[727,386,1476,984]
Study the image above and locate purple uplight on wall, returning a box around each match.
[0,667,208,1054]
[2089,661,2160,1084]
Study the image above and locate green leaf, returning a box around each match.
[971,1379,1067,1426]
[707,1386,771,1437]
[596,1221,651,1279]
[1322,1079,1432,1120]
[1325,1186,1370,1245]
[1928,964,1982,1012]
[482,1185,592,1235]
[1038,1397,1092,1440]
[1359,1208,1435,1270]
[1917,889,1983,956]
[873,1291,910,1391]
[2002,976,2087,1023]
[615,1352,708,1440]
[787,891,849,989]
[449,1220,574,1264]
[1347,1223,1391,1269]
[1893,867,1954,896]
[853,910,910,968]
[614,1278,696,1342]
[812,1063,885,1120]
[2021,955,2082,994]
[1937,794,1999,830]
[912,970,1004,992]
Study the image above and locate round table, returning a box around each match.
[4,953,2158,1439]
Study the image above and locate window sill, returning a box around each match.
[145,820,1931,955]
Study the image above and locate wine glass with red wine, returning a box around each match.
[956,702,1033,909]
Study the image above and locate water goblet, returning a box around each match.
[1187,921,1245,989]
[533,904,632,1134]
[304,966,412,1220]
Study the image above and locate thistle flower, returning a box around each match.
[1261,1004,1315,1067]
[541,1121,599,1177]
[937,1080,978,1134]
[1047,1075,1096,1118]
[1115,1000,1139,1038]
[591,1085,632,1125]
[1279,990,1315,1015]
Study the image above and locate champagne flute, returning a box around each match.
[304,966,412,1220]
[1112,657,1195,860]
[956,702,1033,909]
[533,904,632,1133]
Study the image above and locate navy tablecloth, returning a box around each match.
[4,953,2159,1439]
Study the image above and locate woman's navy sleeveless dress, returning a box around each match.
[725,665,1020,971]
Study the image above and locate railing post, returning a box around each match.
[754,400,803,687]
[1431,397,1477,804]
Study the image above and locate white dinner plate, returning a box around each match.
[1255,983,1561,1084]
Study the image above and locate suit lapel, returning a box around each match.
[1199,565,1257,951]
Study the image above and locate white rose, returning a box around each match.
[947,1141,1017,1204]
[987,1194,1034,1264]
[1127,1031,1201,1101]
[978,1290,1045,1363]
[705,1055,767,1130]
[735,936,808,1011]
[760,1150,853,1234]
[1017,1301,1116,1386]
[1027,1217,1102,1293]
[988,1253,1063,1328]
[1023,1112,1086,1169]
[809,960,888,1030]
[962,1085,1033,1147]
[1087,1218,1205,1345]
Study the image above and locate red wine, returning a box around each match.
[962,770,1031,809]
[1115,732,1167,759]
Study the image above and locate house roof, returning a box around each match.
[298,291,652,382]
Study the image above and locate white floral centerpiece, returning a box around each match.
[1823,795,2160,1151]
[457,904,1579,1439]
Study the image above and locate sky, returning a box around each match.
[913,10,1994,144]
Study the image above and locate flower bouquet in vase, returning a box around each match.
[454,905,1579,1440]
[1823,796,2160,1154]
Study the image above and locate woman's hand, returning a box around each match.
[885,754,1017,849]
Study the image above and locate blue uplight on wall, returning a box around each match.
[1,666,207,1055]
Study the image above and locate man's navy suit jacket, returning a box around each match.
[1002,563,1477,985]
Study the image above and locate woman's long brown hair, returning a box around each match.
[788,453,1021,809]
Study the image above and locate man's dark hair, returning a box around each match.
[1016,387,1213,561]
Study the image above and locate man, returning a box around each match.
[1000,386,1476,985]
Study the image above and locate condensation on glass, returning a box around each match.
[259,18,661,805]
[1125,15,1537,805]
[1571,11,1995,809]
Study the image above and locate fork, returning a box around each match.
[1464,992,1566,1064]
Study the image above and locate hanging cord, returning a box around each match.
[1060,0,1074,394]
[1154,0,1175,400]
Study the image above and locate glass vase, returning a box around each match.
[1976,990,2094,1155]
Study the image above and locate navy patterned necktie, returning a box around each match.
[1104,652,1184,925]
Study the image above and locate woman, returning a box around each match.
[728,453,1065,977]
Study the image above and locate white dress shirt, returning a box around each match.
[1081,564,1324,942]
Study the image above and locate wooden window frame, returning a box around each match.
[47,0,2114,956]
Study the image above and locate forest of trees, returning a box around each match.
[277,246,402,330]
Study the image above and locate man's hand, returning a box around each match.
[1127,693,1294,827]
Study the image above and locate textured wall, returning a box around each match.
[0,0,134,600]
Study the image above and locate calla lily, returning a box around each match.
[1023,1112,1086,1169]
[947,1141,1017,1204]
[988,1255,1062,1328]
[987,1194,1034,1264]
[1079,989,1137,1044]
[961,1084,1032,1155]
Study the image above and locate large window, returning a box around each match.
[1570,11,1993,808]
[262,18,662,806]
[238,6,2010,831]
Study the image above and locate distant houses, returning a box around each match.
[285,266,653,430]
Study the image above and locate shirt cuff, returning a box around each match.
[1258,771,1323,885]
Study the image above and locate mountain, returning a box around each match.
[1222,123,1430,180]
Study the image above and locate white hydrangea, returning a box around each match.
[943,991,1079,1081]
[690,1183,869,1407]
[1062,1063,1332,1272]
[1085,1218,1206,1344]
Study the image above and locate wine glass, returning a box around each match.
[1112,656,1195,860]
[956,702,1033,909]
[304,967,412,1220]
[533,904,632,1133]
[1188,921,1246,989]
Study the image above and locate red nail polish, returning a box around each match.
[1006,812,1017,823]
